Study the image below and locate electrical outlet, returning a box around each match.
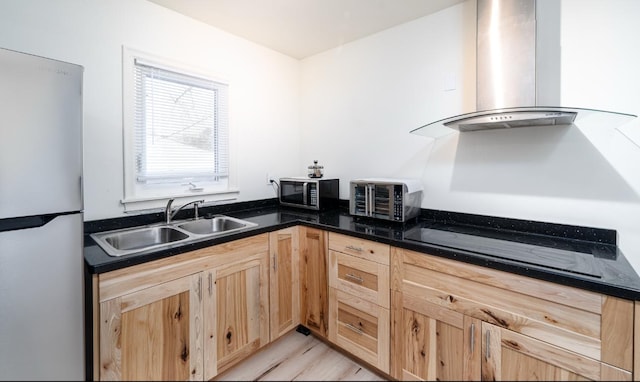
[266,173,275,185]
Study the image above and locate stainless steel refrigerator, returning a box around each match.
[0,47,84,380]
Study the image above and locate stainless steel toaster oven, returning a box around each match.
[349,178,423,222]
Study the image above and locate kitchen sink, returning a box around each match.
[90,215,258,257]
[175,215,256,236]
[103,226,189,251]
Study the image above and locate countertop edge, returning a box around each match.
[84,207,640,301]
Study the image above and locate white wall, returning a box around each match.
[300,2,477,183]
[0,0,301,220]
[3,0,640,273]
[300,0,640,273]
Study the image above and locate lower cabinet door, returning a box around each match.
[299,227,329,337]
[269,227,300,341]
[329,288,390,373]
[481,323,631,381]
[203,252,270,380]
[391,291,481,381]
[99,274,204,381]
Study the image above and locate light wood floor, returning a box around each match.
[213,330,387,381]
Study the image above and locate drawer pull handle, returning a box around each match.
[346,245,363,252]
[470,323,475,354]
[486,330,491,358]
[346,323,363,334]
[345,273,364,284]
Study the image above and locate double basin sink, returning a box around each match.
[90,215,258,257]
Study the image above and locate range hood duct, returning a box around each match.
[411,0,636,136]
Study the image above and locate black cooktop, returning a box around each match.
[404,223,618,279]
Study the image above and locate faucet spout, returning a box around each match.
[165,199,175,224]
[166,199,205,224]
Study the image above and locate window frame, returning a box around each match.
[121,46,238,211]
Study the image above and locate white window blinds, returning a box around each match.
[133,58,229,184]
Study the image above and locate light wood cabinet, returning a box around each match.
[202,252,270,379]
[481,322,631,381]
[328,232,391,373]
[636,301,640,382]
[95,234,270,381]
[391,247,634,381]
[328,238,390,308]
[329,288,391,373]
[299,226,329,338]
[391,289,481,381]
[99,273,204,381]
[268,227,300,341]
[92,227,638,381]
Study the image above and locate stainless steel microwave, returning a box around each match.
[349,178,423,222]
[279,177,339,211]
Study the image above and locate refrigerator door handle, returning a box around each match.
[0,212,81,234]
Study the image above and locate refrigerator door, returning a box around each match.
[0,48,83,219]
[0,213,84,380]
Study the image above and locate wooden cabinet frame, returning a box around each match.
[329,250,390,308]
[91,229,639,381]
[391,289,481,380]
[95,234,269,381]
[328,288,391,373]
[481,322,631,380]
[391,247,635,381]
[99,274,203,381]
[269,227,300,341]
[203,252,270,379]
[299,226,329,337]
[327,233,391,373]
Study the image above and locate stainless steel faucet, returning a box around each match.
[165,199,205,224]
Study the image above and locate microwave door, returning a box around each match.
[280,182,305,205]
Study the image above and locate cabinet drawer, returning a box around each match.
[329,288,390,373]
[397,248,634,372]
[328,232,389,265]
[482,322,632,381]
[329,250,389,308]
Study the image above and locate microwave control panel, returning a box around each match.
[309,183,317,206]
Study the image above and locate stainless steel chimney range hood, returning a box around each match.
[412,106,636,136]
[411,0,636,137]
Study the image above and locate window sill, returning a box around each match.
[121,189,240,213]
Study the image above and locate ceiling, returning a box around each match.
[146,0,465,59]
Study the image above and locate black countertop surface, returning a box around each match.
[84,201,640,301]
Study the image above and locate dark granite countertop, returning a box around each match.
[84,200,640,301]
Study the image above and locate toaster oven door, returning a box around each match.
[351,183,369,216]
[372,184,393,219]
[350,183,394,219]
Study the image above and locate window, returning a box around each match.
[122,48,236,209]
